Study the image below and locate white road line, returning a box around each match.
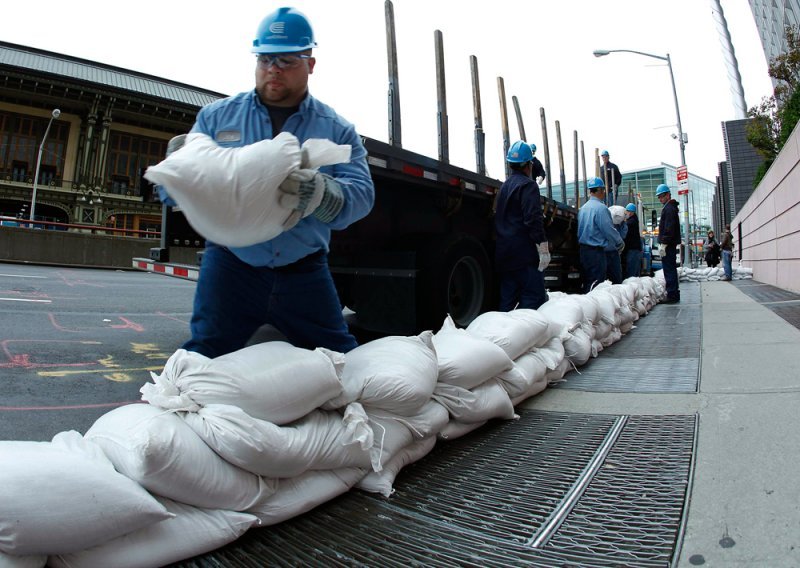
[0,297,52,303]
[0,273,47,279]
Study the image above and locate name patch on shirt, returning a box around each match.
[216,130,241,143]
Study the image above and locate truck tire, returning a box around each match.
[419,236,492,331]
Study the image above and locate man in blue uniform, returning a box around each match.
[656,183,681,303]
[494,141,550,311]
[159,7,375,357]
[599,150,622,206]
[578,177,624,292]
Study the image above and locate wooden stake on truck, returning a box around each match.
[470,55,486,176]
[540,107,553,200]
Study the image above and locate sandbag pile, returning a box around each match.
[676,265,753,282]
[0,277,666,568]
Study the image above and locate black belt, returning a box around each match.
[580,244,604,250]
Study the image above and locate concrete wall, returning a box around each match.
[0,226,199,268]
[732,121,800,294]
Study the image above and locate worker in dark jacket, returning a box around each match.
[623,203,643,278]
[494,140,550,311]
[599,150,622,206]
[529,143,547,184]
[656,184,680,303]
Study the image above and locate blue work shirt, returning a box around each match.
[494,170,546,271]
[160,89,375,268]
[578,195,623,249]
[604,221,627,252]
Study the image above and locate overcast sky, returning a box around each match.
[5,0,773,183]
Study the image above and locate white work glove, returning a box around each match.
[658,244,667,258]
[616,241,625,254]
[278,169,344,230]
[537,241,551,272]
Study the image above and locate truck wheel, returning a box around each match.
[419,237,492,330]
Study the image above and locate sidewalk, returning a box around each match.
[522,280,800,567]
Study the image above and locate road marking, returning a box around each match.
[0,273,47,279]
[38,365,165,377]
[0,297,52,303]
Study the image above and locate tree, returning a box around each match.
[746,25,800,185]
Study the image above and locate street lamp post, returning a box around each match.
[593,49,692,267]
[29,108,61,224]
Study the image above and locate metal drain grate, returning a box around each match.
[555,358,698,393]
[173,410,695,568]
[732,280,800,332]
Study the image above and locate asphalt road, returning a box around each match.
[0,263,196,441]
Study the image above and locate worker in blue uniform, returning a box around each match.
[577,177,624,293]
[656,183,680,303]
[158,7,375,357]
[494,140,550,311]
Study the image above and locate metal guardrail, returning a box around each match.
[0,215,159,239]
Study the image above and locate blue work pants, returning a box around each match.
[498,264,548,311]
[182,244,358,358]
[662,244,680,301]
[580,245,607,293]
[624,250,643,279]
[605,250,623,284]
[722,250,733,280]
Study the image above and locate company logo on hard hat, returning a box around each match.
[269,22,286,34]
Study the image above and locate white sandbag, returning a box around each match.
[432,379,516,424]
[0,431,172,556]
[181,404,373,478]
[545,358,573,384]
[143,132,351,247]
[85,403,276,511]
[536,337,566,370]
[497,350,549,399]
[48,497,258,568]
[437,420,487,441]
[141,343,344,425]
[247,468,366,526]
[563,326,592,366]
[322,332,438,416]
[588,287,620,326]
[356,436,437,497]
[432,315,513,389]
[538,297,586,334]
[365,401,450,440]
[466,309,553,359]
[571,294,599,325]
[609,205,626,225]
[362,410,417,472]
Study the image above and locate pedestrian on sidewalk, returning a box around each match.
[623,203,643,278]
[578,177,624,292]
[656,184,680,303]
[720,224,735,280]
[703,229,721,268]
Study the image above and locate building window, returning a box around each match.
[106,133,166,197]
[0,111,66,183]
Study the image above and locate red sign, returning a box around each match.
[677,165,688,181]
[678,189,689,195]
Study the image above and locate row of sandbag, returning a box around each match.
[677,265,753,281]
[0,276,665,568]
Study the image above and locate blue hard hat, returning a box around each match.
[656,183,671,196]
[587,177,605,190]
[601,150,609,157]
[252,7,317,54]
[529,143,537,154]
[507,140,533,164]
[625,203,636,212]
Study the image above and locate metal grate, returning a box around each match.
[557,358,698,393]
[172,410,696,568]
[732,280,800,332]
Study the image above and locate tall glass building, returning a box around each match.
[749,0,800,72]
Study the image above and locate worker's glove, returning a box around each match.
[616,241,625,254]
[658,244,667,258]
[537,241,551,272]
[278,169,344,230]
